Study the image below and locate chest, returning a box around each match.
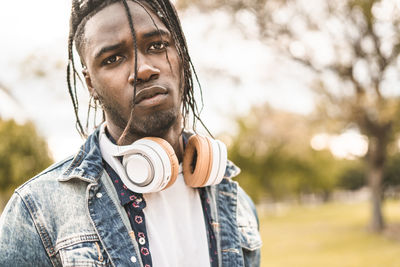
[142,175,211,267]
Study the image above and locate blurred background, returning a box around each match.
[1,0,400,266]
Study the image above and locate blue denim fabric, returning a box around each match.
[0,129,262,266]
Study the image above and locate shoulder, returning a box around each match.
[15,155,74,197]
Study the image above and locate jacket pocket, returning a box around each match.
[57,234,111,267]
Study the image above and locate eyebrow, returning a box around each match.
[94,43,124,60]
[142,29,171,39]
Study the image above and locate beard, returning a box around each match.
[103,99,179,138]
[129,109,178,137]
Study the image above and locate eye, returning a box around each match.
[102,55,124,66]
[149,41,169,52]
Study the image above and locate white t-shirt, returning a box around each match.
[143,165,211,267]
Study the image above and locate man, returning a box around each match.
[0,0,261,266]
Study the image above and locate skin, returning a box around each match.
[80,1,184,161]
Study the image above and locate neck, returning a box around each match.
[159,122,184,162]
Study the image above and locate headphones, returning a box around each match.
[99,123,227,193]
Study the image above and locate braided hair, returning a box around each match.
[67,0,208,139]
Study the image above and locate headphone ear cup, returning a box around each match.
[183,135,213,187]
[143,137,179,189]
[100,122,180,193]
[206,139,227,186]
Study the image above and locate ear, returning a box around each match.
[82,67,97,98]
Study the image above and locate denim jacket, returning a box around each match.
[0,129,261,266]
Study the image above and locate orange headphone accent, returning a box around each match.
[183,135,212,187]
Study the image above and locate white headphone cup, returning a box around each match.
[123,154,153,186]
[213,140,227,185]
[99,125,146,191]
[133,139,173,192]
[99,124,172,193]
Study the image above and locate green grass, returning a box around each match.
[259,200,400,267]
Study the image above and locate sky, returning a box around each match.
[0,0,316,161]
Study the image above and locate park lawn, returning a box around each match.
[259,200,400,267]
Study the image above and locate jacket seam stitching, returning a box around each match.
[54,233,100,252]
[16,191,57,266]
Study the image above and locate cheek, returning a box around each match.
[173,59,183,82]
[164,47,182,78]
[172,62,184,103]
[171,58,184,96]
[91,71,131,100]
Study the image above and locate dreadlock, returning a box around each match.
[67,0,210,140]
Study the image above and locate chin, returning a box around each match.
[130,109,178,137]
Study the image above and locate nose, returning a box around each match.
[128,55,160,85]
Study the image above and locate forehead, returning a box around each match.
[83,1,169,57]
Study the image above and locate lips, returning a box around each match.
[134,85,168,104]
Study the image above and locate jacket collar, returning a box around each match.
[58,128,104,183]
[224,160,241,179]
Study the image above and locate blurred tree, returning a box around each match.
[338,163,366,191]
[178,0,400,232]
[0,119,53,210]
[338,153,400,193]
[383,153,400,192]
[0,82,18,103]
[224,104,348,203]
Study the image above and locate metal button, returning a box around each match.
[139,237,146,245]
[130,256,137,263]
[96,193,103,198]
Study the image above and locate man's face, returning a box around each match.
[82,1,183,139]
